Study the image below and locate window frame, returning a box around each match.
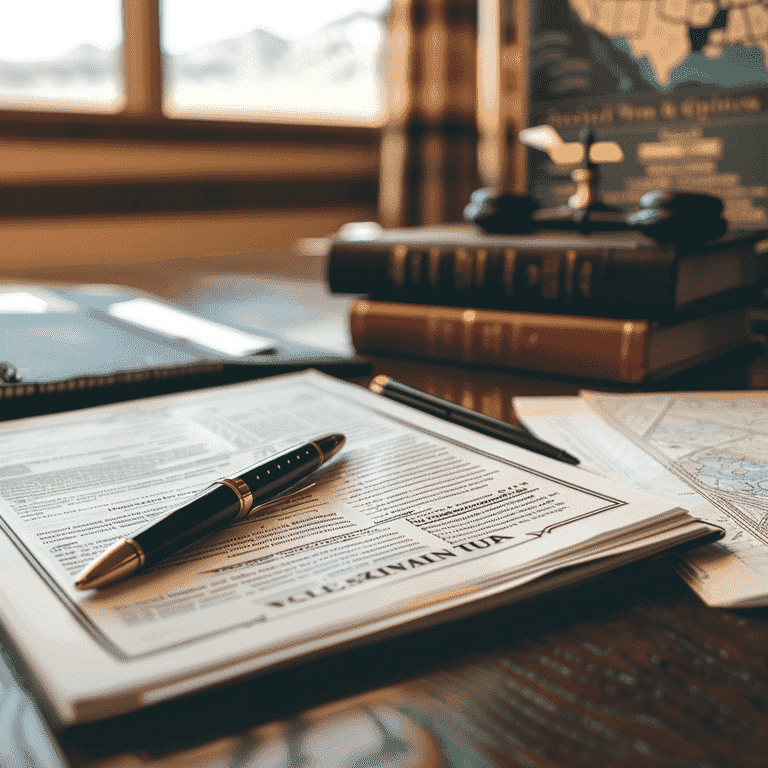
[0,0,383,190]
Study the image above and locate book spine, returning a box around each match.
[329,242,678,317]
[349,300,650,383]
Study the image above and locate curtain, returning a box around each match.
[379,0,479,228]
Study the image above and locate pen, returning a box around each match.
[369,376,579,466]
[75,433,346,590]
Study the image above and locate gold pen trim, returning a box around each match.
[124,537,146,567]
[308,440,325,463]
[368,374,389,394]
[213,476,254,520]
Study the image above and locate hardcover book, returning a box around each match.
[348,300,757,384]
[327,224,767,319]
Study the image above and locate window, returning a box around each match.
[0,1,386,267]
[0,0,388,125]
[0,1,123,112]
[0,0,389,275]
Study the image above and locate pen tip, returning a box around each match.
[74,539,144,590]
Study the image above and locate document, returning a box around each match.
[0,372,717,724]
[515,391,768,608]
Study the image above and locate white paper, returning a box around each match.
[515,391,768,608]
[0,372,709,723]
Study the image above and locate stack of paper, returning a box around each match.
[0,372,718,724]
[516,390,768,608]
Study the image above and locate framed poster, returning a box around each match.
[527,0,768,230]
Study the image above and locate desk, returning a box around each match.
[3,262,768,768]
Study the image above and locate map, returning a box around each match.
[585,393,768,537]
[569,0,768,88]
[515,391,768,607]
[528,1,768,231]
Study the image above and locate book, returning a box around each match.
[348,300,757,383]
[0,282,370,417]
[327,223,768,319]
[0,370,720,725]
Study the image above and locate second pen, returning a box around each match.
[369,376,578,465]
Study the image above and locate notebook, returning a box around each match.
[0,282,370,418]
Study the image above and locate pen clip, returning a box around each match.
[245,482,316,518]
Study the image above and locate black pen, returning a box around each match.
[369,376,579,466]
[75,434,346,590]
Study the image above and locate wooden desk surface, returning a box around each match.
[3,261,768,768]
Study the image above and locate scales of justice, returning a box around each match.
[465,125,728,244]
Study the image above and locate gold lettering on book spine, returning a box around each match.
[426,313,440,356]
[454,249,473,293]
[503,249,517,298]
[461,310,476,363]
[564,250,578,303]
[474,249,488,288]
[428,247,441,292]
[388,245,408,289]
[409,250,423,286]
[480,321,503,360]
[541,253,561,300]
[350,301,370,343]
[578,259,594,299]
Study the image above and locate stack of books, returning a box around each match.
[326,223,768,383]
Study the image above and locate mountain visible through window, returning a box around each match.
[162,0,389,124]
